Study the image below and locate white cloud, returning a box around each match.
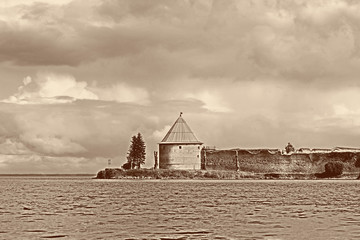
[190,91,232,113]
[20,133,87,155]
[2,73,98,104]
[333,104,353,116]
[2,73,150,105]
[0,138,32,155]
[92,83,150,105]
[1,0,73,7]
[299,0,348,26]
[23,76,32,85]
[0,153,110,174]
[37,73,97,99]
[152,125,171,140]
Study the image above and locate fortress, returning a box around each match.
[158,114,360,173]
[158,112,202,170]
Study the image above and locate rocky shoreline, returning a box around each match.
[95,168,359,180]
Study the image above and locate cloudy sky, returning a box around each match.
[1,0,360,173]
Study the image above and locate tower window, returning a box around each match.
[179,146,182,149]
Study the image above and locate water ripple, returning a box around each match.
[1,177,360,239]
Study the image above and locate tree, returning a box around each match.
[121,161,131,170]
[315,161,344,178]
[324,161,344,177]
[126,133,146,169]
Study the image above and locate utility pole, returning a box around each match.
[154,151,158,169]
[108,159,111,168]
[235,150,239,172]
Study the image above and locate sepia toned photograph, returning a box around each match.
[1,0,360,239]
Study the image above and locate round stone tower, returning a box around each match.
[159,113,203,170]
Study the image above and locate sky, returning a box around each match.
[1,0,360,173]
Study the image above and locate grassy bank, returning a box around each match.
[95,168,359,180]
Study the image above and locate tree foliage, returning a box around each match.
[324,161,344,177]
[126,133,146,169]
[121,161,131,170]
[316,161,344,178]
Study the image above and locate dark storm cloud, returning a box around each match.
[93,0,360,84]
[0,0,209,66]
[1,0,360,85]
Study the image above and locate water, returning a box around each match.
[1,177,360,240]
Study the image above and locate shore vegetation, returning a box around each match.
[95,168,358,180]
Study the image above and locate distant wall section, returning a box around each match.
[202,148,360,173]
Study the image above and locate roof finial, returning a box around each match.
[180,112,183,117]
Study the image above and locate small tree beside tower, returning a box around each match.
[123,133,146,169]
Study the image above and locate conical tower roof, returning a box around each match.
[160,113,202,144]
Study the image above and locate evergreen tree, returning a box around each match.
[127,133,146,169]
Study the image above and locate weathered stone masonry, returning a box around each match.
[202,148,360,173]
[159,114,202,170]
[158,114,360,172]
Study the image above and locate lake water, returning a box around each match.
[1,177,360,240]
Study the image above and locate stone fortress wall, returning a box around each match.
[201,147,360,173]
